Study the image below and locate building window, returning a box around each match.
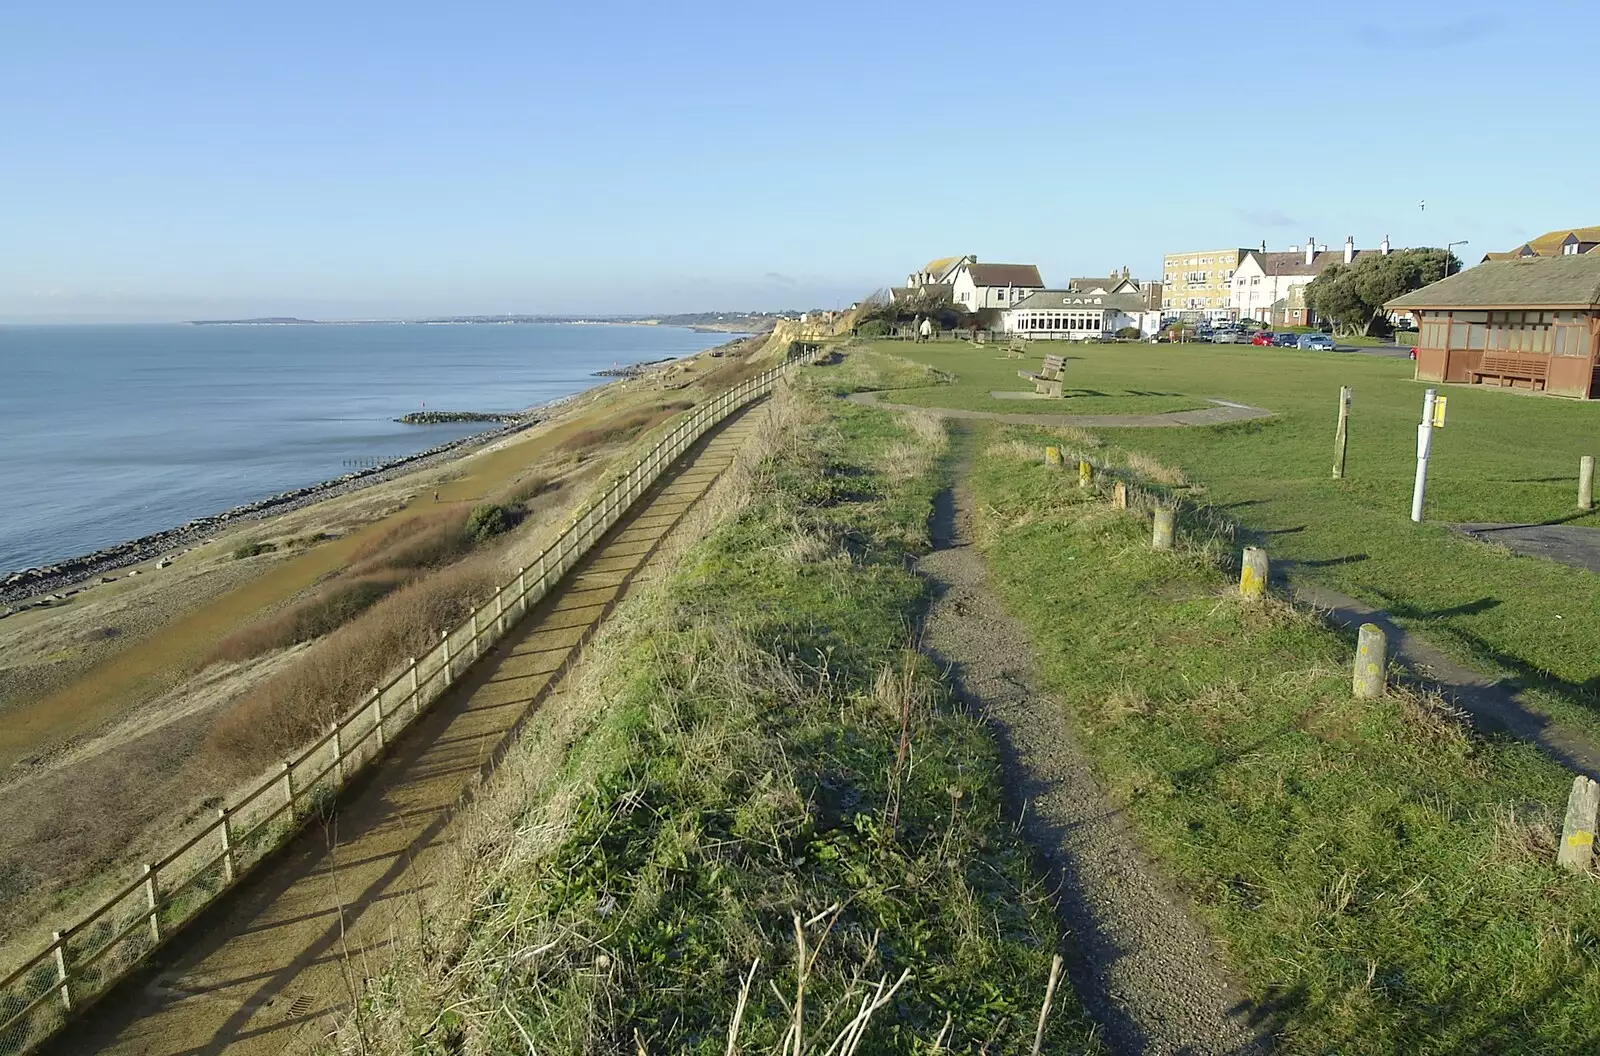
[1251,277,1260,285]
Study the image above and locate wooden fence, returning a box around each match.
[0,343,821,1056]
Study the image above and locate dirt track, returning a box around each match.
[917,430,1267,1056]
[48,407,759,1056]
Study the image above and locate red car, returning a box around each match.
[1250,331,1275,346]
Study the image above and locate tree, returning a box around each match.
[1304,248,1458,336]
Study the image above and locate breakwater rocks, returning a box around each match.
[395,411,522,425]
[0,395,579,611]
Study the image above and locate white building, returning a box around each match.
[1230,235,1393,325]
[907,255,974,288]
[950,261,1045,311]
[1002,291,1161,340]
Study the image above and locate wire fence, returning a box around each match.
[0,342,821,1056]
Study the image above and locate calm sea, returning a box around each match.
[0,323,734,574]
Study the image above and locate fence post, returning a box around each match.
[441,630,452,681]
[1353,623,1387,699]
[1045,446,1062,468]
[1078,460,1092,488]
[281,761,295,812]
[51,931,71,1011]
[371,690,385,750]
[1239,547,1269,599]
[1557,775,1599,873]
[1152,508,1175,550]
[218,808,236,884]
[517,566,527,615]
[537,552,548,595]
[470,609,480,661]
[495,586,506,636]
[1333,386,1352,480]
[408,657,420,718]
[1581,455,1595,511]
[331,724,344,785]
[1112,481,1128,509]
[143,863,162,942]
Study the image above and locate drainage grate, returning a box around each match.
[286,994,316,1019]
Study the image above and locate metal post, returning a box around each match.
[1333,386,1351,480]
[217,809,236,884]
[51,931,71,1011]
[1411,388,1437,522]
[143,863,162,942]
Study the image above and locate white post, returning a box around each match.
[470,610,480,660]
[408,656,420,718]
[1410,388,1437,523]
[517,566,527,616]
[331,724,344,785]
[495,585,505,636]
[440,629,452,681]
[52,930,71,1011]
[371,690,385,750]
[143,863,162,942]
[217,808,236,884]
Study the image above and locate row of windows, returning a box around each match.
[1418,319,1593,357]
[1017,312,1105,331]
[1421,310,1584,325]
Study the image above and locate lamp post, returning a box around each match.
[1444,240,1469,277]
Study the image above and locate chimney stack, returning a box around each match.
[1381,234,1391,256]
[1344,235,1355,264]
[1305,237,1316,267]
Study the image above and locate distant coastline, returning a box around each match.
[188,314,777,334]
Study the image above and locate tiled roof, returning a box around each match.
[1245,250,1375,277]
[965,263,1044,288]
[1385,256,1600,309]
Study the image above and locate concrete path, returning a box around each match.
[1453,522,1600,575]
[50,408,761,1056]
[1288,577,1600,781]
[845,390,1272,428]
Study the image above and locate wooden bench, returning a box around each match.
[1471,353,1549,390]
[1018,353,1066,397]
[1004,336,1026,359]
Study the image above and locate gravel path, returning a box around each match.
[917,446,1267,1055]
[847,390,1273,428]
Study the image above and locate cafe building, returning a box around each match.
[1387,256,1600,399]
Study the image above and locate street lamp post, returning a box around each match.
[1445,240,1469,277]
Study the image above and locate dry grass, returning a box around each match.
[203,573,409,665]
[204,560,498,773]
[555,400,695,454]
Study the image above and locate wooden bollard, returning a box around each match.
[1152,508,1175,550]
[1078,460,1092,488]
[1581,455,1595,511]
[1352,623,1387,698]
[1112,481,1127,509]
[1045,445,1062,468]
[1557,775,1599,872]
[1239,547,1268,599]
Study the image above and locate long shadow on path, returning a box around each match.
[50,408,761,1056]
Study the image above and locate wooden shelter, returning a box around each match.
[1387,256,1600,399]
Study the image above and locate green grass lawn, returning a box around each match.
[879,339,1600,736]
[965,435,1600,1052]
[842,339,1211,415]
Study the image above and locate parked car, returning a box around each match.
[1298,333,1336,351]
[1213,330,1246,344]
[1250,332,1275,346]
[1272,332,1300,347]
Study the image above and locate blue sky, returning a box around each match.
[4,0,1597,321]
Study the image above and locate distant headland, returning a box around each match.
[187,312,781,333]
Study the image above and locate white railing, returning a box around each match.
[0,343,821,1056]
